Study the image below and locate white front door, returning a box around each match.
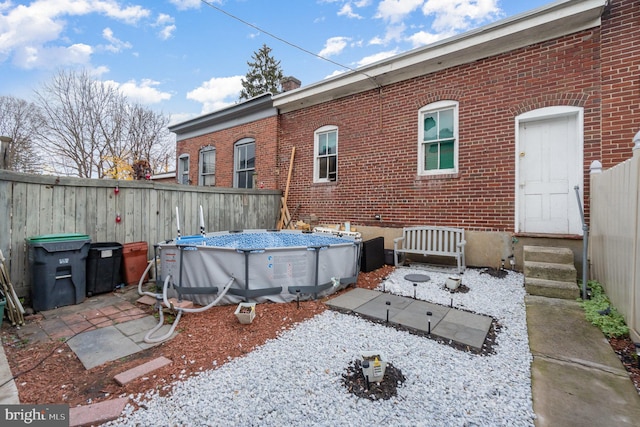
[516,107,583,235]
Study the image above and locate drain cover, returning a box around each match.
[403,274,430,282]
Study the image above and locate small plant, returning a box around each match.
[580,280,629,338]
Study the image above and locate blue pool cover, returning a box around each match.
[176,232,355,250]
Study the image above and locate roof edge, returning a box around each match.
[273,0,607,113]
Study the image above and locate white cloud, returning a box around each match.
[406,30,449,48]
[154,13,176,40]
[168,112,196,126]
[13,43,93,69]
[319,36,350,57]
[338,4,362,19]
[102,27,132,53]
[356,49,400,67]
[168,0,205,11]
[105,78,172,105]
[90,65,110,77]
[159,24,176,40]
[375,0,424,24]
[0,0,150,68]
[156,13,174,26]
[325,69,347,79]
[186,76,243,114]
[422,0,502,32]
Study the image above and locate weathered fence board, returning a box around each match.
[590,150,640,341]
[0,170,281,302]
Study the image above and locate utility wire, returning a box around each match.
[198,0,381,88]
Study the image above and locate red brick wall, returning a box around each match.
[600,0,640,168]
[279,26,604,232]
[176,115,279,189]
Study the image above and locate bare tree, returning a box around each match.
[0,96,44,173]
[35,69,173,178]
[126,103,173,177]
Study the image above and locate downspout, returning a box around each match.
[574,185,588,300]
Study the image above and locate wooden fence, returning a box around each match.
[589,148,640,341]
[0,170,281,301]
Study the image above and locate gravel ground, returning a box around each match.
[107,267,535,426]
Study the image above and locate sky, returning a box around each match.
[0,0,554,126]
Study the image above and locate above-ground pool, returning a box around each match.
[157,229,361,306]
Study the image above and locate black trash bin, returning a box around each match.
[361,237,385,272]
[87,242,123,296]
[26,233,91,312]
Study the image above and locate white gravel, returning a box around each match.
[106,267,535,426]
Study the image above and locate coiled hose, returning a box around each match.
[137,260,235,343]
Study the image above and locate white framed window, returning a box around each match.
[418,100,458,175]
[314,125,337,183]
[234,138,255,189]
[178,154,190,184]
[199,146,215,186]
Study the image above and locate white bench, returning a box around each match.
[393,226,467,273]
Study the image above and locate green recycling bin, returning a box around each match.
[26,233,91,312]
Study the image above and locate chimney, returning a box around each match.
[281,76,301,92]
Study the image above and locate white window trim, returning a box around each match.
[314,125,338,183]
[198,146,215,186]
[178,154,190,184]
[417,100,459,176]
[234,138,255,188]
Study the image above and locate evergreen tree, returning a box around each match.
[240,44,284,100]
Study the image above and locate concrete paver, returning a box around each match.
[69,397,128,427]
[327,288,493,350]
[114,356,172,386]
[526,295,640,426]
[67,326,143,370]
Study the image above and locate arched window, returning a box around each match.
[199,146,216,186]
[234,138,255,188]
[418,100,458,175]
[314,125,338,183]
[178,154,190,184]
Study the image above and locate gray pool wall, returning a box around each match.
[157,229,361,305]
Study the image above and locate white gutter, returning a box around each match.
[273,0,608,113]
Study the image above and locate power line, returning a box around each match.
[198,0,380,87]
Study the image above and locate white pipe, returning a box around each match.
[199,205,205,237]
[175,206,181,238]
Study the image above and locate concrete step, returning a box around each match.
[523,246,574,265]
[524,260,577,282]
[525,277,580,300]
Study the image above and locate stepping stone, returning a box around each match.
[404,274,430,282]
[114,356,172,386]
[325,288,380,311]
[67,326,142,370]
[433,309,493,350]
[69,397,128,427]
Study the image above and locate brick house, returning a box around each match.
[170,0,638,270]
[169,93,279,189]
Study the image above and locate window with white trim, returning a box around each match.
[314,125,337,183]
[199,146,215,186]
[178,154,190,184]
[418,100,458,175]
[234,138,255,189]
